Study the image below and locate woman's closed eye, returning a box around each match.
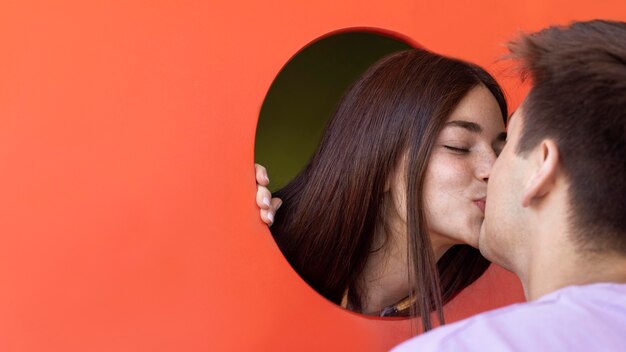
[444,145,470,154]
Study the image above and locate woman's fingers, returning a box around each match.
[260,197,283,226]
[260,208,273,225]
[256,185,273,210]
[255,163,270,186]
[271,197,282,212]
[255,163,281,226]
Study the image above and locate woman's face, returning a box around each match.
[424,84,506,250]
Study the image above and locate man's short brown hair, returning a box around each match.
[509,20,626,253]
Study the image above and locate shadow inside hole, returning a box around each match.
[255,31,412,192]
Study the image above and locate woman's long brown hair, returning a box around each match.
[270,49,507,331]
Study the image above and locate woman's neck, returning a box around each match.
[357,221,408,314]
[357,213,451,315]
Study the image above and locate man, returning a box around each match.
[392,20,626,351]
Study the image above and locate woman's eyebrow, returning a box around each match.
[446,120,482,133]
[446,120,507,141]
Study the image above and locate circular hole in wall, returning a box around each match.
[254,30,415,317]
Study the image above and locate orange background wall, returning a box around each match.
[0,0,624,351]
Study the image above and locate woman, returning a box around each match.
[255,49,507,331]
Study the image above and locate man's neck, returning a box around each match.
[516,193,626,300]
[525,245,626,301]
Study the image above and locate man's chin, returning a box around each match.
[478,223,486,242]
[477,224,492,258]
[477,232,514,271]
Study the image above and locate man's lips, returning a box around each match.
[473,198,486,212]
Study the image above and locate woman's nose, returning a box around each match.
[476,149,498,182]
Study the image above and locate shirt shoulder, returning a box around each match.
[392,283,626,352]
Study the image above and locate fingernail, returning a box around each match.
[264,175,270,184]
[276,201,283,210]
[263,197,271,207]
[267,212,274,223]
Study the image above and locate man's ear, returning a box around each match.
[521,140,560,207]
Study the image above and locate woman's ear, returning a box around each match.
[385,153,408,193]
[384,173,393,192]
[521,140,560,207]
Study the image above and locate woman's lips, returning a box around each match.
[473,198,486,213]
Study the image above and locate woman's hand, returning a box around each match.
[255,163,283,226]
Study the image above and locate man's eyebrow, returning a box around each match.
[445,120,482,133]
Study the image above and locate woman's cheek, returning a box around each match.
[425,156,476,242]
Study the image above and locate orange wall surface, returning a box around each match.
[0,0,624,351]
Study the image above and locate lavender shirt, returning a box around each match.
[392,283,626,352]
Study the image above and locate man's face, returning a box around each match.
[478,106,529,271]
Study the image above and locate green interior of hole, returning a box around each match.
[255,32,412,192]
